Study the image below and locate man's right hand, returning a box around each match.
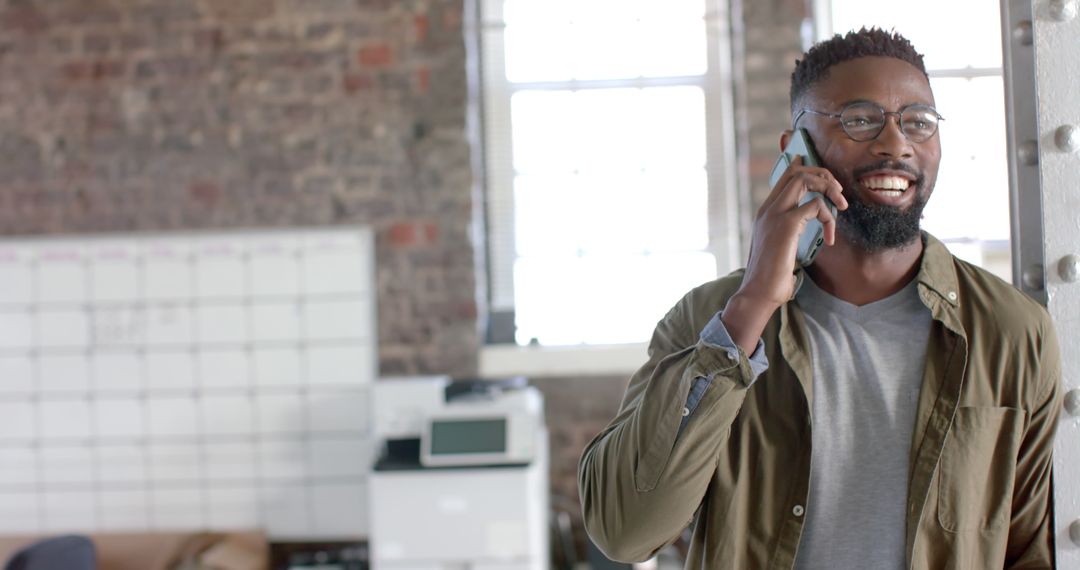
[721,155,848,354]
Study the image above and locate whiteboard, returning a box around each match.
[0,226,376,538]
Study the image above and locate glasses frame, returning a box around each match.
[792,102,945,143]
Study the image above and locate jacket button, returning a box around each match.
[792,505,805,517]
[681,407,690,417]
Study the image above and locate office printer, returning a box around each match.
[368,376,549,570]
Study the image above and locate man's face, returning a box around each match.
[797,56,942,252]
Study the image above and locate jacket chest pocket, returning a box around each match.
[937,406,1026,532]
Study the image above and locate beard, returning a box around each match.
[833,160,931,253]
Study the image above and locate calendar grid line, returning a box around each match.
[0,227,376,537]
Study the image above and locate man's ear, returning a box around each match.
[780,129,794,152]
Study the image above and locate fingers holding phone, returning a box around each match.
[721,130,849,353]
[742,167,838,308]
[763,157,845,218]
[769,129,850,262]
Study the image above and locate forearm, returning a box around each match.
[578,341,754,562]
[721,291,781,356]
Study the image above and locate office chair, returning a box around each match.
[3,535,96,570]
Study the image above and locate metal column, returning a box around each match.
[1007,0,1080,564]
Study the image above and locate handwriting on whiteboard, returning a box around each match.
[90,307,146,346]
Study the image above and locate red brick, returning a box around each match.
[414,14,429,42]
[2,6,49,34]
[343,73,374,94]
[119,33,148,52]
[422,222,437,243]
[193,28,226,52]
[358,44,393,67]
[387,221,440,248]
[82,34,112,54]
[442,9,461,30]
[455,301,477,320]
[61,62,90,81]
[61,60,124,81]
[188,181,221,207]
[93,61,124,80]
[388,222,416,247]
[415,67,430,91]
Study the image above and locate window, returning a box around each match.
[480,0,741,347]
[819,2,1011,280]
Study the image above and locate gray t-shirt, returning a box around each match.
[792,276,932,570]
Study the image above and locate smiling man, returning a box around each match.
[578,28,1062,569]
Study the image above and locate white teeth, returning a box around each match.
[862,175,910,191]
[878,190,903,198]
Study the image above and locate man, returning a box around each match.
[578,28,1062,569]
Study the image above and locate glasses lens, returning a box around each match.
[900,105,941,142]
[839,103,885,141]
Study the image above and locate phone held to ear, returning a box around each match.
[768,128,838,267]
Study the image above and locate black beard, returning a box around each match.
[837,189,927,253]
[833,160,929,253]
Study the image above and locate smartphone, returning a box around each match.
[768,128,838,267]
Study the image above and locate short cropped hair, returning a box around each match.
[790,27,928,112]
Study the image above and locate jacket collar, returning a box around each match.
[915,232,961,309]
[792,231,960,309]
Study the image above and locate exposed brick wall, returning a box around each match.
[739,0,809,209]
[0,0,480,377]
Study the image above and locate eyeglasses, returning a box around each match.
[793,101,944,143]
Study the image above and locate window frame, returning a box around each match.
[477,0,744,371]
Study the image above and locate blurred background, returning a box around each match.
[0,0,1017,568]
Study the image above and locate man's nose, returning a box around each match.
[870,114,914,159]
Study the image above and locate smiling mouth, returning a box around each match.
[859,174,911,198]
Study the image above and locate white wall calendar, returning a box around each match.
[0,226,376,539]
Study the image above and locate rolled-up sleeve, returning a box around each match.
[578,296,764,562]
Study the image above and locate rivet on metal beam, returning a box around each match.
[1023,264,1045,291]
[1013,20,1034,45]
[1018,140,1039,166]
[1050,0,1078,22]
[1071,519,1080,547]
[1055,124,1080,152]
[1059,254,1080,282]
[1065,389,1080,416]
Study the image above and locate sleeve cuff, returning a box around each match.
[698,311,769,381]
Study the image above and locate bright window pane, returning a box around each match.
[514,252,716,345]
[830,0,1002,69]
[638,18,707,78]
[573,89,647,170]
[514,170,708,257]
[504,29,575,82]
[512,87,707,174]
[640,87,707,169]
[514,257,586,345]
[504,0,574,82]
[570,20,643,81]
[496,0,719,346]
[639,170,709,252]
[511,91,577,174]
[513,175,582,257]
[640,0,705,21]
[573,172,650,255]
[921,76,1010,242]
[504,0,707,82]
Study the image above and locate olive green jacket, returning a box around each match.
[579,234,1062,569]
